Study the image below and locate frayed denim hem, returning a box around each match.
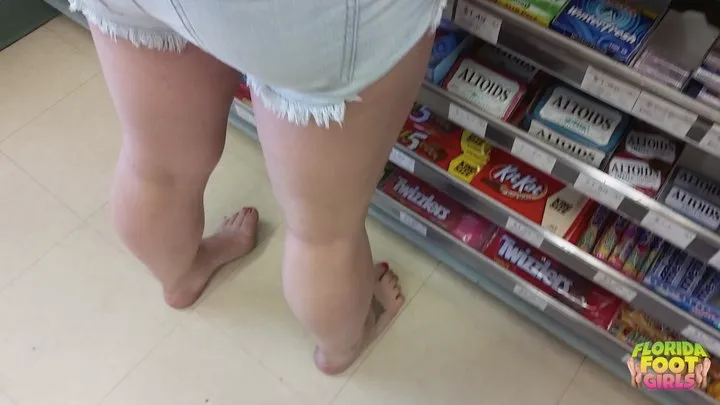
[247,76,362,128]
[69,0,187,52]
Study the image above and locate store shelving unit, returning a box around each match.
[43,0,720,402]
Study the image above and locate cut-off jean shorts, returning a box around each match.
[69,0,447,127]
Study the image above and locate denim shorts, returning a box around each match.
[69,0,446,127]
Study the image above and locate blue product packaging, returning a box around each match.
[645,275,720,329]
[426,20,473,85]
[551,0,656,64]
[643,246,682,286]
[529,84,629,154]
[673,258,706,295]
[694,271,720,303]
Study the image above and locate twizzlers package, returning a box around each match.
[484,230,623,328]
[381,168,497,251]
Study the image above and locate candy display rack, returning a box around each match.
[42,0,720,403]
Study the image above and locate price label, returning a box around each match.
[574,173,624,209]
[448,103,488,138]
[708,251,720,271]
[641,212,696,249]
[700,124,720,159]
[399,211,427,237]
[631,92,698,138]
[506,217,543,247]
[511,139,556,174]
[592,272,637,302]
[389,148,415,173]
[455,0,502,44]
[682,325,720,355]
[513,284,547,311]
[581,67,641,112]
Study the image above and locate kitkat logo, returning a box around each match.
[489,164,547,201]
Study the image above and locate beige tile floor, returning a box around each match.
[0,16,657,405]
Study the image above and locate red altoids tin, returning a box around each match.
[484,229,623,328]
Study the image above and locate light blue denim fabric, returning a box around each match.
[70,0,446,127]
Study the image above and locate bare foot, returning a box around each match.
[313,262,405,375]
[164,207,259,309]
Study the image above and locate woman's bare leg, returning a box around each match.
[91,29,258,309]
[256,35,434,374]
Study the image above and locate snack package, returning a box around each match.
[695,271,720,303]
[381,168,497,251]
[664,185,720,231]
[593,215,630,261]
[398,107,594,242]
[443,57,527,120]
[475,43,540,84]
[606,131,677,197]
[621,229,658,279]
[607,224,639,269]
[495,0,569,26]
[577,206,613,252]
[551,0,656,64]
[526,84,629,167]
[484,230,622,328]
[673,168,720,208]
[608,305,677,347]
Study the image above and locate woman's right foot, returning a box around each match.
[313,262,405,375]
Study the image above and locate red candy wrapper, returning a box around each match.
[484,230,622,328]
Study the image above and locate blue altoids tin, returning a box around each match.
[551,0,657,64]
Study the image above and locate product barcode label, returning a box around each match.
[399,211,427,237]
[682,325,720,355]
[511,139,556,174]
[632,92,697,138]
[708,251,720,271]
[513,284,547,311]
[448,103,488,138]
[389,148,415,173]
[700,124,720,159]
[582,67,641,112]
[573,173,624,209]
[455,0,502,44]
[592,272,637,302]
[506,217,543,247]
[640,212,696,249]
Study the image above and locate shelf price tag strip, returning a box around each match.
[581,67,641,112]
[513,284,547,311]
[505,217,543,248]
[573,173,624,210]
[454,0,502,44]
[631,92,697,139]
[700,124,720,160]
[389,148,415,173]
[448,103,488,138]
[511,139,556,174]
[592,272,637,302]
[682,325,720,356]
[640,211,696,250]
[399,210,427,237]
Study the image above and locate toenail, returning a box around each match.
[379,262,388,269]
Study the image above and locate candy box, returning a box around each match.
[608,305,677,346]
[644,272,720,329]
[672,168,720,208]
[527,84,629,165]
[475,43,541,84]
[397,104,470,169]
[235,74,252,106]
[427,20,474,84]
[495,0,569,26]
[484,230,623,328]
[663,185,720,231]
[380,168,497,250]
[551,0,657,64]
[443,57,527,121]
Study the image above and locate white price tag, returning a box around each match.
[513,284,547,311]
[399,211,427,237]
[389,148,415,173]
[682,325,720,355]
[455,0,502,44]
[506,217,543,247]
[700,124,720,159]
[448,103,487,138]
[708,251,720,271]
[581,67,641,112]
[511,139,556,174]
[631,92,698,138]
[592,272,637,302]
[573,173,624,209]
[641,211,696,249]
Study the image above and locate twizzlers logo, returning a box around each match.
[489,164,547,201]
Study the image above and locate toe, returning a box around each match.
[239,207,259,229]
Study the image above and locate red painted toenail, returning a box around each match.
[379,262,388,269]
